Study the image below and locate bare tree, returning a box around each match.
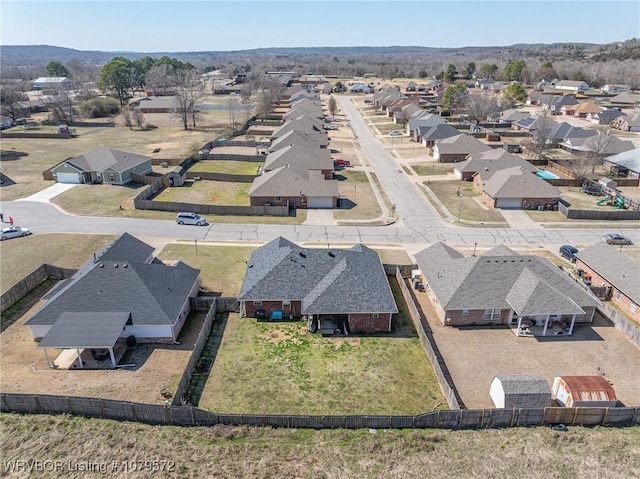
[328,95,338,117]
[584,129,613,174]
[530,109,555,161]
[48,89,75,124]
[0,85,27,121]
[122,108,133,129]
[173,68,202,130]
[132,108,145,130]
[145,64,172,96]
[228,96,244,135]
[465,92,500,123]
[255,77,284,119]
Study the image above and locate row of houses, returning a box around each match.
[247,89,340,209]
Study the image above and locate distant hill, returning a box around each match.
[0,43,607,66]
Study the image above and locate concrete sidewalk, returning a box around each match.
[16,183,77,203]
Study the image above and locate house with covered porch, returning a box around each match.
[238,237,397,334]
[414,243,600,337]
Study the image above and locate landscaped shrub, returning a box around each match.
[78,97,121,118]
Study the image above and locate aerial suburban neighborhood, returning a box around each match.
[1,3,640,475]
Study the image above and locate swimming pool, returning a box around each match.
[536,170,560,180]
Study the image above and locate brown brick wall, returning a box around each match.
[250,196,301,208]
[243,300,302,318]
[348,313,391,333]
[576,261,640,322]
[444,308,510,326]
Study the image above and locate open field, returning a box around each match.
[0,233,116,289]
[0,120,219,201]
[2,414,639,479]
[200,312,445,415]
[423,180,508,224]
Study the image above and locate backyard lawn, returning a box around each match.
[189,160,261,175]
[155,179,251,206]
[199,281,446,415]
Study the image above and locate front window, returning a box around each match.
[462,309,469,317]
[372,313,379,319]
[253,301,262,306]
[282,301,291,310]
[615,291,621,301]
[483,309,500,321]
[275,196,282,201]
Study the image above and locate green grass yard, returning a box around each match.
[424,180,507,225]
[189,160,261,176]
[200,280,446,415]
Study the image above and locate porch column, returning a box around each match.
[542,315,550,336]
[76,349,84,368]
[109,348,117,369]
[568,314,577,335]
[516,315,523,337]
[43,348,51,367]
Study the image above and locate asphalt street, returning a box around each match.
[1,96,638,249]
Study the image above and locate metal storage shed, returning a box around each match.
[552,376,618,407]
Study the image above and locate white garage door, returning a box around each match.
[56,172,81,184]
[496,198,523,209]
[307,197,334,208]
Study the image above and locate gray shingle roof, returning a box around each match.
[455,150,537,175]
[269,130,329,150]
[238,237,397,315]
[495,375,551,395]
[264,144,333,172]
[434,134,492,155]
[605,147,640,173]
[25,260,200,327]
[577,242,640,305]
[272,116,325,139]
[415,243,599,314]
[97,232,154,264]
[417,124,459,142]
[480,167,560,199]
[67,148,150,174]
[249,166,338,198]
[38,312,130,349]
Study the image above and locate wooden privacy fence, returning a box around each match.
[2,393,638,429]
[1,264,77,314]
[186,172,256,183]
[172,299,218,406]
[201,153,264,162]
[134,199,290,217]
[395,267,462,410]
[599,303,640,348]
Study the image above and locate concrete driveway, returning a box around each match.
[16,183,77,203]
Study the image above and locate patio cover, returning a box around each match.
[38,312,130,349]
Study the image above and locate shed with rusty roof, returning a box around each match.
[552,376,618,407]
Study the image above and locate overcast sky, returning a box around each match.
[2,1,638,52]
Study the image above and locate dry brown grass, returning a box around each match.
[1,414,638,479]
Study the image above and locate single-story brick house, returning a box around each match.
[454,149,537,181]
[248,166,339,208]
[414,242,599,335]
[473,166,561,209]
[24,233,200,367]
[612,111,640,132]
[433,134,492,163]
[51,147,152,185]
[269,129,329,151]
[263,144,334,179]
[575,242,640,322]
[603,147,640,179]
[129,95,177,113]
[238,237,398,333]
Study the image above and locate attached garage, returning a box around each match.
[56,172,82,184]
[495,198,523,209]
[307,197,335,208]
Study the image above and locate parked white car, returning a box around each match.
[1,226,32,240]
[175,212,207,226]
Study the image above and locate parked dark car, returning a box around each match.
[559,245,579,263]
[602,233,633,245]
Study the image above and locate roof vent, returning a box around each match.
[328,252,335,257]
[299,252,307,258]
[114,264,119,268]
[123,263,128,268]
[100,264,105,268]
